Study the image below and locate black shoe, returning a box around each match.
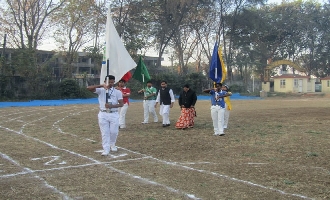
[166,124,170,126]
[162,124,167,127]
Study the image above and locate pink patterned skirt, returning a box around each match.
[175,108,195,129]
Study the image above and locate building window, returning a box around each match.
[294,79,298,87]
[280,79,286,88]
[327,80,330,87]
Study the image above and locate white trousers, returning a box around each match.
[98,111,119,153]
[143,100,158,123]
[211,105,225,134]
[224,104,230,129]
[119,103,128,127]
[159,104,171,125]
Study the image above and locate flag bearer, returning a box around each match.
[87,75,123,156]
[203,82,230,136]
[138,80,158,124]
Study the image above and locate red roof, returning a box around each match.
[320,76,330,80]
[272,74,309,79]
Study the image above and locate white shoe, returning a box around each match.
[101,151,109,156]
[119,125,126,129]
[213,133,219,136]
[110,146,118,152]
[141,122,148,124]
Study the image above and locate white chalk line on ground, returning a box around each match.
[0,115,202,199]
[120,147,313,199]
[0,116,102,163]
[52,108,98,142]
[105,164,201,200]
[0,157,151,178]
[0,152,70,200]
[0,107,50,118]
[1,107,322,199]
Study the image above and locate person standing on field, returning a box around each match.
[222,84,232,129]
[203,82,230,136]
[175,84,197,130]
[87,75,123,156]
[117,79,131,129]
[138,80,158,124]
[155,80,175,127]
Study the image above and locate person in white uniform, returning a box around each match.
[203,82,230,136]
[138,81,158,124]
[155,80,175,127]
[87,75,123,156]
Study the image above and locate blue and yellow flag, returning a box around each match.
[209,42,226,83]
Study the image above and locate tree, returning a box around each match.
[111,0,153,61]
[52,0,97,78]
[0,0,65,50]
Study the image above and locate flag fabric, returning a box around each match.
[218,46,227,83]
[100,7,136,84]
[132,56,151,83]
[209,42,226,83]
[121,71,132,82]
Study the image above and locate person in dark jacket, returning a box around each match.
[155,80,175,127]
[175,84,197,129]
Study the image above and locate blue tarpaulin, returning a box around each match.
[0,93,261,108]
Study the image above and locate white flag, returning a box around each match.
[100,7,137,84]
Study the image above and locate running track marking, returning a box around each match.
[0,112,202,199]
[52,108,98,142]
[0,108,315,199]
[120,147,313,199]
[0,152,70,200]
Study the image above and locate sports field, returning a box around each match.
[0,97,329,199]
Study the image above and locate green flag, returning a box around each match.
[132,56,151,83]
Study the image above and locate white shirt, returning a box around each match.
[156,88,175,104]
[95,87,123,111]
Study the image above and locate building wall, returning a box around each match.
[262,82,270,92]
[274,78,293,92]
[274,78,312,93]
[321,80,330,93]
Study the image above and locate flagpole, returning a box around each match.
[106,59,109,103]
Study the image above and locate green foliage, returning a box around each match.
[127,71,209,99]
[59,79,79,98]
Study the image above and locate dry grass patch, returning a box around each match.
[0,97,329,199]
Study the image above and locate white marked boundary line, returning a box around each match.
[0,108,314,199]
[0,117,101,164]
[0,152,70,200]
[0,157,151,178]
[0,107,52,119]
[119,147,313,200]
[0,106,76,122]
[104,164,201,200]
[0,117,202,199]
[52,108,98,142]
[0,107,77,128]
